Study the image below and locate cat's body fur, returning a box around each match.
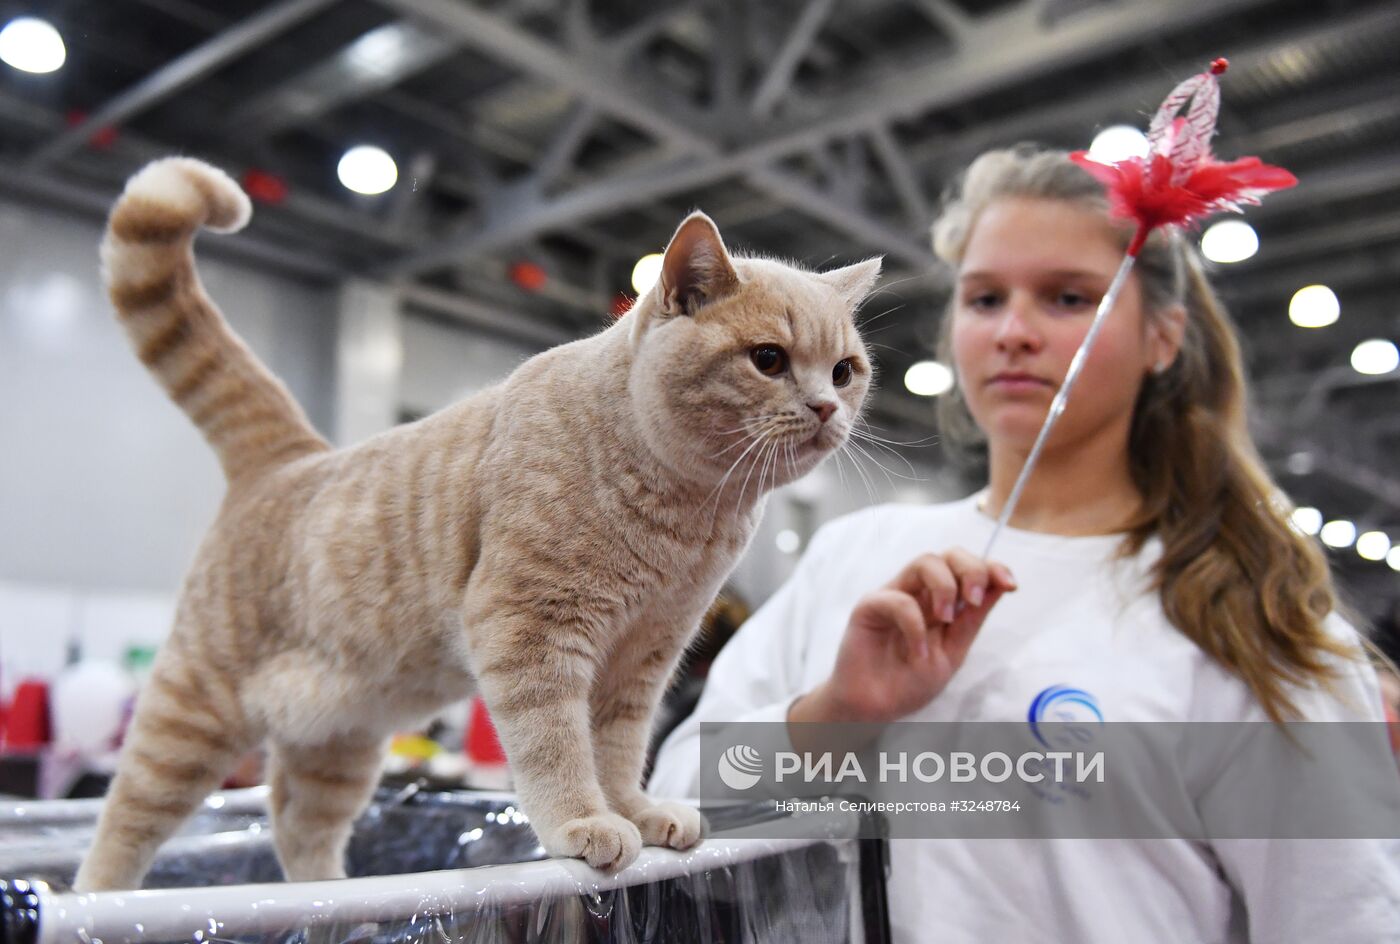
[75,158,877,891]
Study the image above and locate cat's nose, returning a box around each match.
[808,401,837,424]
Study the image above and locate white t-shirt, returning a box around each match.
[648,491,1400,943]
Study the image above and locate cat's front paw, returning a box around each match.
[630,801,705,850]
[542,813,642,871]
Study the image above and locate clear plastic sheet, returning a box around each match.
[1,785,890,943]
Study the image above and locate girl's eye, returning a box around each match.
[832,359,853,388]
[750,344,788,376]
[966,292,1002,311]
[1055,291,1096,310]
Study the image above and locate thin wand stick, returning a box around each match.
[979,251,1140,560]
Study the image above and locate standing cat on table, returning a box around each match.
[75,158,879,891]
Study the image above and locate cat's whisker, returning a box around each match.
[758,438,778,499]
[735,442,763,511]
[855,322,907,339]
[863,272,928,299]
[845,431,923,479]
[846,426,929,465]
[707,413,793,462]
[773,436,793,492]
[709,434,759,460]
[754,437,783,505]
[855,303,907,330]
[845,445,879,504]
[713,413,785,437]
[841,442,880,505]
[853,415,941,448]
[847,437,925,489]
[737,437,777,510]
[773,438,789,491]
[850,439,905,497]
[829,442,850,492]
[704,430,770,514]
[852,429,941,450]
[709,437,762,499]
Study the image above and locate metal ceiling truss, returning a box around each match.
[375,0,1280,277]
[24,0,1400,299]
[23,0,340,172]
[6,0,1399,518]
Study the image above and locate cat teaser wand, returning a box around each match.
[979,59,1297,559]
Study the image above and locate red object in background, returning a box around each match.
[2,679,52,751]
[610,293,633,319]
[90,126,119,150]
[464,696,507,765]
[241,168,289,205]
[64,109,119,151]
[508,261,548,293]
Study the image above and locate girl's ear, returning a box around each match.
[1147,302,1188,374]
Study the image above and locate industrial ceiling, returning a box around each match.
[2,0,1396,618]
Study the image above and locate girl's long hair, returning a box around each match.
[931,146,1366,722]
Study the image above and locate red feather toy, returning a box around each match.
[1069,59,1297,255]
[981,58,1298,558]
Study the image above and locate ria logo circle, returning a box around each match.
[717,744,763,790]
[1027,684,1104,749]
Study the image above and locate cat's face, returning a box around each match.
[628,213,879,496]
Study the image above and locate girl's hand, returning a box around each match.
[792,548,1016,726]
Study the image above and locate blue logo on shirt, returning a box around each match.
[1027,684,1104,749]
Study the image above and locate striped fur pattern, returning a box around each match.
[74,157,880,890]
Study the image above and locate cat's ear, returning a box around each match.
[657,211,740,317]
[820,257,884,309]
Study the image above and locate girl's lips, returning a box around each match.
[988,374,1053,392]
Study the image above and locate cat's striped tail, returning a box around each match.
[102,158,329,481]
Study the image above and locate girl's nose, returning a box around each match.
[994,293,1043,353]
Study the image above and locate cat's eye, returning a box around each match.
[832,359,853,387]
[750,344,788,377]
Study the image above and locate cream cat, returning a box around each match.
[74,157,879,890]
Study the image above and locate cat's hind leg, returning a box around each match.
[266,735,386,882]
[74,644,252,891]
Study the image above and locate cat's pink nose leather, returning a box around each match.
[808,401,837,423]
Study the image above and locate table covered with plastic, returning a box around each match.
[0,785,890,943]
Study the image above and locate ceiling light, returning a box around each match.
[1200,220,1258,264]
[1086,125,1148,164]
[1356,531,1391,562]
[904,360,954,397]
[775,529,800,554]
[1388,547,1400,572]
[0,17,66,74]
[1288,285,1339,328]
[337,145,397,195]
[346,23,414,79]
[1288,506,1322,536]
[631,254,663,295]
[1350,339,1398,376]
[1319,519,1356,549]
